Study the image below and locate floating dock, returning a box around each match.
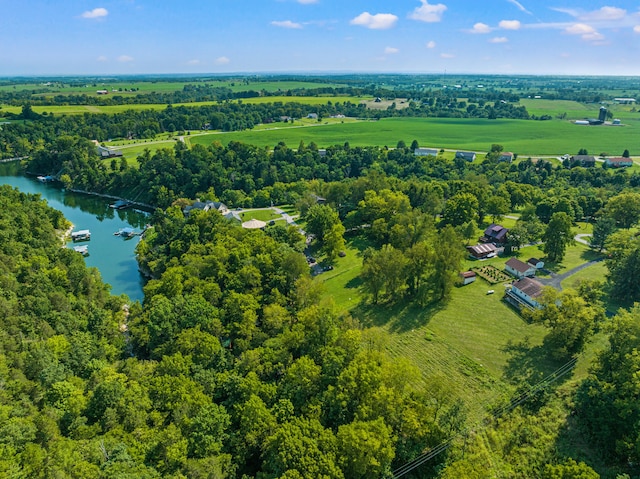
[71,229,91,241]
[114,227,137,238]
[72,245,89,256]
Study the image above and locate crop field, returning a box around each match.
[190,116,640,156]
[0,79,346,95]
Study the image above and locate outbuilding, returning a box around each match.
[467,243,497,259]
[459,271,477,285]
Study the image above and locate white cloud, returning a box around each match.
[506,0,531,15]
[553,6,626,22]
[440,53,454,58]
[469,22,491,33]
[81,7,108,19]
[215,56,230,65]
[117,55,133,62]
[490,36,509,43]
[350,12,398,30]
[565,23,605,42]
[96,55,108,62]
[297,0,318,3]
[634,25,640,33]
[499,19,521,30]
[426,40,436,48]
[409,0,447,23]
[271,20,303,29]
[384,46,399,54]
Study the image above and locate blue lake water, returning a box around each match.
[0,163,148,302]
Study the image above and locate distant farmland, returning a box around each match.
[189,116,640,156]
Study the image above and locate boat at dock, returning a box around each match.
[110,199,131,209]
[114,227,137,238]
[72,245,89,256]
[71,229,91,241]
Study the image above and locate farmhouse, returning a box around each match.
[505,257,536,279]
[455,151,476,161]
[506,277,544,310]
[499,152,514,162]
[483,224,509,244]
[467,243,497,259]
[414,148,439,157]
[605,157,633,168]
[459,271,476,285]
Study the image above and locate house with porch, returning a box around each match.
[505,257,536,279]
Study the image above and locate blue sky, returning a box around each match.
[1,0,639,75]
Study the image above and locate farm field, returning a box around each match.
[0,79,347,95]
[190,116,640,156]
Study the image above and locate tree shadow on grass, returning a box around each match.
[351,298,446,333]
[501,337,576,410]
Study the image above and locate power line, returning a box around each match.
[391,357,579,478]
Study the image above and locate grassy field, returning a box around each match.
[238,95,364,105]
[239,209,281,222]
[189,116,639,156]
[316,236,594,422]
[0,79,346,94]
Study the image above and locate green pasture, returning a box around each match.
[190,116,639,156]
[318,236,573,422]
[238,95,363,105]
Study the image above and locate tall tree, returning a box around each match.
[604,192,640,229]
[542,212,574,263]
[442,192,478,227]
[590,216,616,252]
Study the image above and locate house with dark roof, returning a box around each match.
[483,224,509,244]
[467,243,497,259]
[499,152,514,162]
[505,257,536,279]
[605,157,633,168]
[455,151,476,161]
[506,277,544,309]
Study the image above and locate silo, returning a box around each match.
[599,106,607,122]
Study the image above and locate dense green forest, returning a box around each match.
[2,75,640,478]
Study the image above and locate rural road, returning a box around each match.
[537,258,604,291]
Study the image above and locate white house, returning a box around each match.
[505,257,536,279]
[509,277,544,309]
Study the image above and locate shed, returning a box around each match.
[527,258,544,269]
[459,271,476,285]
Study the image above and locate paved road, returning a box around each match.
[537,258,604,290]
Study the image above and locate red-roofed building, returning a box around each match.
[505,257,536,279]
[605,157,633,168]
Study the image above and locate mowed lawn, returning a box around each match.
[189,117,640,156]
[317,236,563,421]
